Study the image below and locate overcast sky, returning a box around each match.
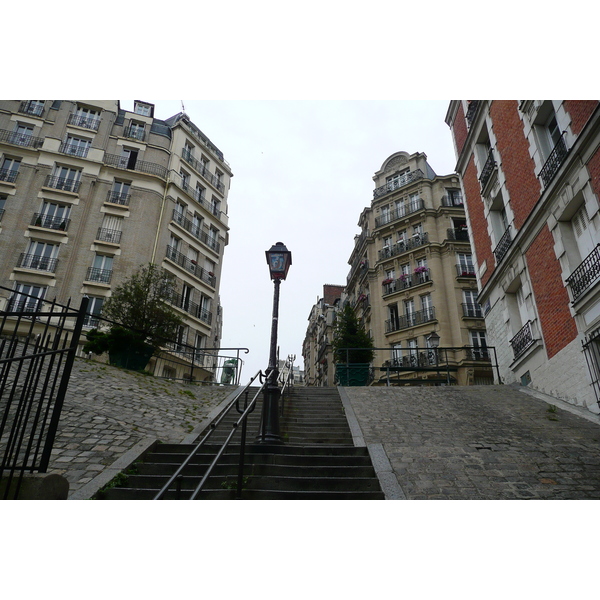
[121,100,459,380]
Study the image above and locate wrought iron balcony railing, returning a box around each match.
[447,227,469,242]
[479,148,496,189]
[85,267,113,284]
[456,264,476,278]
[165,245,216,287]
[103,153,168,179]
[0,169,19,184]
[178,179,221,217]
[82,315,101,328]
[18,101,44,117]
[509,320,535,359]
[44,175,81,193]
[465,101,480,129]
[566,244,600,302]
[68,113,101,131]
[171,209,220,252]
[125,126,146,141]
[383,269,431,296]
[0,128,44,149]
[385,307,436,333]
[539,133,568,188]
[169,291,213,325]
[373,169,425,200]
[17,253,58,273]
[374,198,425,228]
[464,347,490,361]
[493,227,512,264]
[106,190,131,206]
[31,213,70,231]
[59,142,90,158]
[462,303,483,318]
[181,148,225,193]
[96,228,122,244]
[378,233,429,261]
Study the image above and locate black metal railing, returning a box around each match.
[378,233,429,261]
[441,193,464,207]
[374,198,425,228]
[17,253,58,273]
[67,113,101,131]
[385,307,436,333]
[0,288,88,499]
[106,190,131,206]
[0,169,19,184]
[447,228,469,242]
[181,148,225,193]
[171,209,220,252]
[103,153,168,179]
[59,141,90,158]
[373,169,424,200]
[178,180,222,217]
[0,128,44,149]
[31,213,70,231]
[566,244,600,302]
[85,267,112,284]
[465,101,480,128]
[493,227,512,264]
[169,291,213,325]
[96,228,122,244]
[509,321,535,359]
[383,269,431,296]
[456,264,476,278]
[44,175,81,194]
[462,303,483,318]
[18,101,44,117]
[165,245,216,287]
[125,126,146,141]
[479,148,496,189]
[539,133,568,188]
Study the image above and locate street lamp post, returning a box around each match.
[427,331,441,385]
[258,242,292,444]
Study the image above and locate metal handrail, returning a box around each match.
[153,370,267,500]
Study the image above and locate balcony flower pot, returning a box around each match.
[382,278,393,285]
[414,266,428,274]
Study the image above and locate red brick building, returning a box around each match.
[445,101,600,413]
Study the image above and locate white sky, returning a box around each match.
[120,100,459,380]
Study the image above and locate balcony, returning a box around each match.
[170,291,212,325]
[17,253,58,273]
[86,267,112,284]
[68,113,101,131]
[44,175,81,194]
[0,128,44,149]
[83,314,101,328]
[383,269,431,296]
[374,198,425,228]
[539,133,568,188]
[479,148,496,190]
[31,213,70,231]
[566,244,600,302]
[464,347,490,361]
[465,101,480,129]
[18,101,44,117]
[178,179,221,217]
[0,169,19,184]
[462,303,483,318]
[509,321,535,359]
[181,148,225,193]
[441,193,464,207]
[165,245,216,287]
[493,227,512,264]
[59,141,90,158]
[347,259,369,285]
[378,233,429,261]
[106,190,131,206]
[96,228,122,244]
[447,227,469,242]
[373,169,425,200]
[172,209,220,253]
[385,307,436,333]
[125,126,146,142]
[456,265,476,278]
[103,153,168,179]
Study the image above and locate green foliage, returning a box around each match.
[332,303,375,364]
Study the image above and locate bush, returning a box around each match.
[332,303,374,364]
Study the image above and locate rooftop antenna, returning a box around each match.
[181,100,186,113]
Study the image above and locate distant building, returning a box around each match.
[0,100,232,382]
[303,284,344,386]
[446,100,600,412]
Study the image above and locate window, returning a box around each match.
[572,204,596,263]
[408,193,420,211]
[9,283,47,312]
[127,121,145,141]
[98,214,123,243]
[413,223,423,237]
[382,235,392,257]
[169,235,181,253]
[380,205,390,225]
[36,201,71,230]
[180,170,190,190]
[72,106,100,129]
[447,188,463,206]
[62,135,91,157]
[22,240,59,271]
[463,290,481,317]
[134,101,153,117]
[407,338,418,366]
[191,213,203,237]
[195,183,205,203]
[88,255,113,283]
[420,293,433,319]
[109,180,131,204]
[470,331,489,359]
[83,296,104,328]
[199,296,211,322]
[404,298,415,326]
[119,147,138,170]
[181,284,193,311]
[174,200,187,223]
[207,226,218,249]
[13,123,34,146]
[51,165,81,192]
[386,169,409,191]
[388,304,400,331]
[210,196,220,215]
[458,253,475,276]
[391,343,402,366]
[20,100,44,116]
[1,157,21,182]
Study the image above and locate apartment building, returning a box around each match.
[342,151,493,386]
[445,100,600,413]
[303,284,345,386]
[0,100,232,381]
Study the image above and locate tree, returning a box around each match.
[332,303,375,365]
[83,264,183,363]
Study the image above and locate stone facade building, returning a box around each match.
[445,100,600,413]
[342,151,493,386]
[0,100,232,381]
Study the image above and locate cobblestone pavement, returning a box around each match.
[343,385,600,499]
[46,358,234,498]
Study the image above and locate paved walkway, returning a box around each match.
[341,385,600,499]
[45,357,235,499]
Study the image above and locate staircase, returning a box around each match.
[96,386,385,500]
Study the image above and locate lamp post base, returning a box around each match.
[256,383,284,444]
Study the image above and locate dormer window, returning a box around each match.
[134,101,154,117]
